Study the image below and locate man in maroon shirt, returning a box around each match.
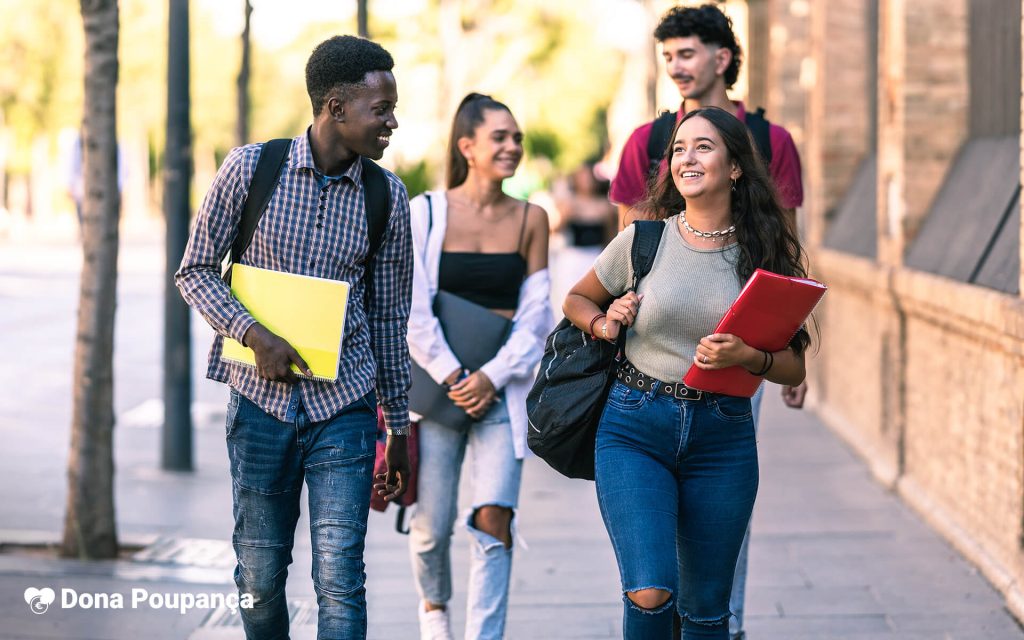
[611,5,803,221]
[610,6,807,639]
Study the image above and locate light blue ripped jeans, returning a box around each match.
[409,398,523,640]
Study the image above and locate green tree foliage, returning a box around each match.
[3,0,628,193]
[0,0,83,171]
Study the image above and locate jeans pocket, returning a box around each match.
[225,390,241,438]
[605,381,648,410]
[359,391,377,415]
[710,395,753,422]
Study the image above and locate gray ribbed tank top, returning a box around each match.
[594,214,743,383]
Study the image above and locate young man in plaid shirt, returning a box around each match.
[176,36,412,639]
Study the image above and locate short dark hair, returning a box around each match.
[305,35,394,116]
[445,93,513,189]
[654,4,742,89]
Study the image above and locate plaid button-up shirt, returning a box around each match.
[175,131,412,429]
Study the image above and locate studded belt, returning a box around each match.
[616,361,703,401]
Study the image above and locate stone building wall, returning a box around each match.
[761,0,1024,621]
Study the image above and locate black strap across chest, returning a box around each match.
[223,138,392,310]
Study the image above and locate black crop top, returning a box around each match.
[438,202,529,309]
[567,220,606,247]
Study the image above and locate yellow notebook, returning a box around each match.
[221,264,350,382]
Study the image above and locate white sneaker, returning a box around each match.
[418,601,454,640]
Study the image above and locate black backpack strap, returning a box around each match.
[360,156,393,311]
[646,111,677,179]
[614,219,666,356]
[745,107,773,166]
[395,505,410,534]
[425,192,433,234]
[629,219,666,288]
[226,138,290,278]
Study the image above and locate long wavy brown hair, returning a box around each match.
[636,106,811,353]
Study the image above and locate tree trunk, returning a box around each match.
[163,0,193,470]
[62,0,121,559]
[236,0,251,147]
[357,0,369,38]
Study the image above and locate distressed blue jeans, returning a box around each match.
[409,399,523,639]
[596,381,759,640]
[225,388,377,640]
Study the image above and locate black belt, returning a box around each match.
[616,361,703,401]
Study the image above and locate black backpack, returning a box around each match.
[222,138,392,308]
[646,107,773,179]
[526,220,665,480]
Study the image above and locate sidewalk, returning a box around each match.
[1,224,1022,638]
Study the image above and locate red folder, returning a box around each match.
[683,269,827,397]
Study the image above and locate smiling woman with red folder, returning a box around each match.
[561,106,814,639]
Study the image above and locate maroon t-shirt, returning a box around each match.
[610,101,804,210]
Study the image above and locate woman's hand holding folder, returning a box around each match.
[692,333,761,371]
[692,332,806,388]
[242,323,314,383]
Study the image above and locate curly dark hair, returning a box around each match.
[654,4,742,89]
[305,36,394,116]
[637,107,811,353]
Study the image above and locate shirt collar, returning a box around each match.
[291,127,364,185]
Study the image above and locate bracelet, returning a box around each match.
[441,368,471,391]
[386,425,412,437]
[588,313,607,339]
[751,350,774,377]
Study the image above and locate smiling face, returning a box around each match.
[661,36,731,101]
[458,108,523,181]
[669,115,740,201]
[334,70,398,160]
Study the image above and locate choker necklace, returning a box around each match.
[680,210,735,241]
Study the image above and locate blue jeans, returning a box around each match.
[596,381,759,640]
[409,399,523,640]
[728,383,763,638]
[225,388,377,640]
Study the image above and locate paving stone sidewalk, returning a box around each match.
[1,226,1021,638]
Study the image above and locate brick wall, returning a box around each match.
[820,0,873,214]
[769,0,1024,622]
[902,0,968,242]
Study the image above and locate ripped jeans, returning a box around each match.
[409,399,523,640]
[596,381,759,640]
[226,388,377,640]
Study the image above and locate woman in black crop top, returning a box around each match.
[551,162,619,309]
[405,93,551,640]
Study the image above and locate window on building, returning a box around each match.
[904,0,1021,294]
[823,0,879,259]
